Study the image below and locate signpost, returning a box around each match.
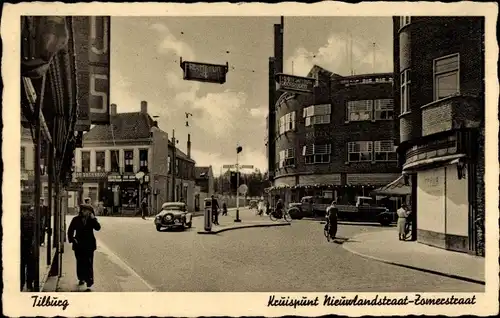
[275,73,315,94]
[180,57,229,84]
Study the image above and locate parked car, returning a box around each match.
[287,196,332,219]
[154,202,193,231]
[336,196,395,226]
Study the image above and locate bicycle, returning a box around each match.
[403,220,412,240]
[324,212,337,242]
[269,208,292,222]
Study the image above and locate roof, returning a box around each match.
[83,112,154,142]
[195,166,211,179]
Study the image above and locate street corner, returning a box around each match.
[197,220,291,235]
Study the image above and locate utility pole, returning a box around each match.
[234,145,243,222]
[171,129,176,201]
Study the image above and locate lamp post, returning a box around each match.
[234,145,243,222]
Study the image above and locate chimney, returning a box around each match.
[187,134,191,159]
[110,103,117,116]
[140,101,148,114]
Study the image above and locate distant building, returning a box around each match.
[194,166,214,211]
[267,65,400,207]
[393,16,485,256]
[74,101,197,213]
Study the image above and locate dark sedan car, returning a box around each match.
[154,202,193,231]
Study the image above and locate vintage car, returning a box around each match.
[154,202,193,231]
[287,196,332,219]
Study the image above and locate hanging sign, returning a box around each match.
[180,57,229,84]
[275,73,315,94]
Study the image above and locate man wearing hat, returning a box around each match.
[67,202,101,290]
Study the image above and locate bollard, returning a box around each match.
[204,207,212,232]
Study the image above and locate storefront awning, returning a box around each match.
[370,175,411,196]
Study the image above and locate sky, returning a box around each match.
[109,16,393,176]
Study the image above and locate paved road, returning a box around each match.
[90,209,483,292]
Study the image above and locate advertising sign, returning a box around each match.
[180,57,229,84]
[73,16,111,130]
[275,73,315,94]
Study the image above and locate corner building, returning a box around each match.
[393,16,485,256]
[269,65,400,207]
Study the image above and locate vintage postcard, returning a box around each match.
[1,1,499,317]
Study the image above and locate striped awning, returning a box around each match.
[370,175,411,196]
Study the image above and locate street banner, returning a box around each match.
[73,16,111,130]
[275,73,315,94]
[180,57,229,84]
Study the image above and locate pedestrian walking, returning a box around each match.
[39,199,49,246]
[141,197,148,220]
[211,195,220,225]
[21,205,36,291]
[222,202,228,216]
[397,203,410,240]
[326,201,338,239]
[67,203,101,290]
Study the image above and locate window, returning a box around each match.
[374,140,398,161]
[434,53,460,100]
[278,148,295,168]
[139,149,148,172]
[124,150,134,173]
[81,151,91,172]
[400,69,411,114]
[347,100,373,121]
[348,141,373,162]
[374,99,394,120]
[95,151,105,172]
[110,150,119,172]
[304,104,331,126]
[400,16,411,28]
[168,156,171,173]
[278,111,296,135]
[303,144,331,164]
[21,147,26,170]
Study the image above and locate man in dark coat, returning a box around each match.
[40,198,50,246]
[211,195,220,225]
[21,205,36,291]
[67,203,101,289]
[141,197,148,219]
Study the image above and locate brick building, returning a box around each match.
[393,16,485,256]
[75,101,197,214]
[267,65,400,207]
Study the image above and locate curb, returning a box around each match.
[342,233,485,286]
[197,221,291,234]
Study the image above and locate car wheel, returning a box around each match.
[156,225,161,232]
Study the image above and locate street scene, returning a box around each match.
[18,14,486,294]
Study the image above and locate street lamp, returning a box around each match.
[234,145,243,222]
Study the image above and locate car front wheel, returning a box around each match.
[156,224,162,232]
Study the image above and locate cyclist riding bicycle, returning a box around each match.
[325,201,338,239]
[275,198,284,217]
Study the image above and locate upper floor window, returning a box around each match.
[167,155,171,173]
[400,69,411,114]
[278,148,295,168]
[374,140,397,161]
[434,53,460,100]
[303,144,331,164]
[21,146,26,170]
[110,150,120,172]
[347,141,373,162]
[347,100,373,121]
[374,99,394,120]
[139,149,148,172]
[124,150,134,173]
[95,151,105,172]
[278,111,296,135]
[304,104,331,126]
[81,151,91,172]
[400,16,411,29]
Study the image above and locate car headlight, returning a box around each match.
[165,215,173,221]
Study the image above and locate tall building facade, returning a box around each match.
[74,101,197,213]
[393,16,485,256]
[267,65,400,207]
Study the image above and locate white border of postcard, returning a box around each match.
[2,1,499,317]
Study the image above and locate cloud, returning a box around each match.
[249,107,268,118]
[286,33,392,77]
[191,147,267,177]
[150,23,195,60]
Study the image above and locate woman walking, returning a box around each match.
[67,203,101,290]
[397,204,410,241]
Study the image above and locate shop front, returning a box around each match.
[74,171,108,205]
[106,173,151,213]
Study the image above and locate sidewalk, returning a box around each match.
[43,241,154,292]
[196,208,291,234]
[342,229,485,285]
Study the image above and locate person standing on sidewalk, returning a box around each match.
[21,205,36,291]
[211,195,220,225]
[397,204,410,241]
[141,197,148,220]
[39,198,50,247]
[67,203,101,290]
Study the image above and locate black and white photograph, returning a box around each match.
[2,2,498,317]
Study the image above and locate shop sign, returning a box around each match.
[75,171,108,179]
[275,73,315,94]
[180,58,229,84]
[108,174,123,182]
[122,174,136,181]
[66,182,83,191]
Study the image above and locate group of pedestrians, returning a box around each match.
[210,195,228,225]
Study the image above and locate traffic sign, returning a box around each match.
[238,184,248,195]
[275,73,315,94]
[240,165,254,169]
[180,57,229,84]
[223,164,235,169]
